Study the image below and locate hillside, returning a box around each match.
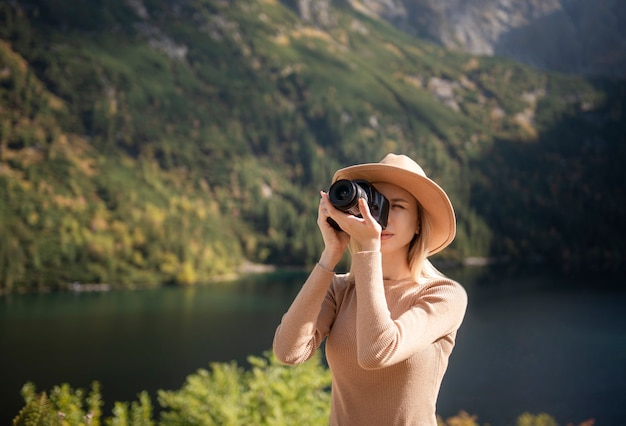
[0,0,624,293]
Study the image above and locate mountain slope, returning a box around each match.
[0,0,624,293]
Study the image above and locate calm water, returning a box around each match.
[1,266,624,425]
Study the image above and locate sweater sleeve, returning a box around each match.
[353,251,468,370]
[272,264,337,365]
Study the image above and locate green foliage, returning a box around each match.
[13,351,332,425]
[14,381,152,426]
[12,362,595,426]
[12,387,57,426]
[1,0,625,293]
[436,411,594,426]
[437,411,481,426]
[516,412,559,426]
[14,382,103,426]
[107,392,154,426]
[158,351,332,426]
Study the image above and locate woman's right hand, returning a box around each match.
[317,191,350,269]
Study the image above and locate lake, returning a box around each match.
[0,265,624,425]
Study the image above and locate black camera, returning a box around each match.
[326,179,390,231]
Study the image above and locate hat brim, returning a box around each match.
[332,163,456,255]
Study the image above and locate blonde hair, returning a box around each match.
[348,202,448,284]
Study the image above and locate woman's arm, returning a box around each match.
[273,192,350,365]
[352,251,467,369]
[272,264,335,365]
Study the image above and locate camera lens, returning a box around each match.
[331,181,355,204]
[328,179,366,215]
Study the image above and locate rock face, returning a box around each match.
[290,0,626,77]
[296,0,335,28]
[365,0,562,55]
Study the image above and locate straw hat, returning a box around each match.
[332,153,456,255]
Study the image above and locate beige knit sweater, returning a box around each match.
[273,251,467,426]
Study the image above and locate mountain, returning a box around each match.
[0,0,624,293]
[347,0,626,77]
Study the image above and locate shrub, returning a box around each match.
[158,351,331,426]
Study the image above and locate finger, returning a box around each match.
[358,198,374,222]
[319,191,331,209]
[318,192,344,233]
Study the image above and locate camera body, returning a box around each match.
[327,179,390,231]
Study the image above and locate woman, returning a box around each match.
[273,153,467,426]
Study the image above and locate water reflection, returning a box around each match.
[0,266,624,425]
[441,265,626,425]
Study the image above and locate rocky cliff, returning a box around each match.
[292,0,626,77]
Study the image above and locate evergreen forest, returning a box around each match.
[1,0,625,294]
